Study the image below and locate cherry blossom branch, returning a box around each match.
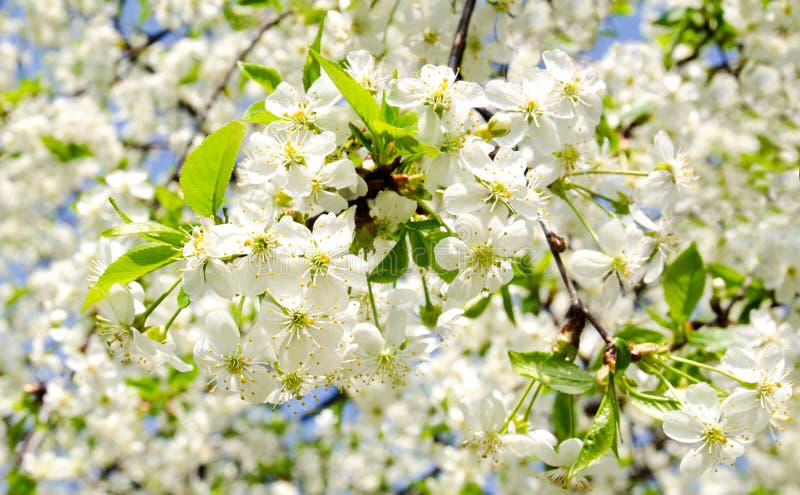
[447,0,477,74]
[168,11,291,183]
[539,221,613,346]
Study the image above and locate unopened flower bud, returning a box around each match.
[475,113,512,141]
[144,326,167,344]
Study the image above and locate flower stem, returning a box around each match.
[500,380,536,434]
[569,169,650,177]
[562,194,603,250]
[522,382,544,422]
[236,295,246,328]
[163,306,183,333]
[136,276,182,327]
[662,363,727,394]
[418,200,453,233]
[367,279,383,332]
[571,186,615,218]
[420,270,433,309]
[669,355,749,385]
[623,384,678,403]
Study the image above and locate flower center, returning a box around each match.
[489,181,513,203]
[283,140,304,165]
[250,231,278,254]
[611,255,631,279]
[703,425,728,445]
[471,244,496,271]
[554,144,580,171]
[305,249,331,276]
[423,28,440,45]
[287,310,315,332]
[525,100,539,122]
[223,353,249,375]
[282,371,304,396]
[427,85,451,114]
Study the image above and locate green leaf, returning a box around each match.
[707,262,745,286]
[500,285,516,325]
[569,379,618,477]
[177,287,191,309]
[552,392,575,441]
[372,119,416,139]
[613,326,667,344]
[238,0,281,6]
[508,351,595,394]
[662,243,705,324]
[310,49,380,129]
[459,482,483,495]
[241,100,280,124]
[430,231,459,283]
[83,243,180,311]
[7,468,36,495]
[237,62,282,93]
[368,233,409,283]
[614,339,632,374]
[154,186,185,227]
[302,19,325,91]
[687,327,733,353]
[179,121,247,218]
[463,291,492,318]
[41,135,93,162]
[101,222,185,247]
[627,390,680,421]
[407,228,431,268]
[348,123,373,154]
[109,197,134,223]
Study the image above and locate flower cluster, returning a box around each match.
[1,0,798,493]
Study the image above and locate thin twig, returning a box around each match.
[447,0,477,74]
[713,276,752,326]
[539,221,613,345]
[167,11,291,183]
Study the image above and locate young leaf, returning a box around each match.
[463,291,492,318]
[507,350,595,394]
[368,233,409,283]
[302,19,325,91]
[707,262,745,286]
[613,326,667,344]
[242,101,280,124]
[83,243,181,311]
[569,380,618,477]
[237,62,282,93]
[41,135,93,162]
[310,49,380,129]
[687,327,734,353]
[552,392,575,441]
[348,123,374,154]
[500,285,516,325]
[179,121,247,218]
[109,197,134,223]
[614,339,632,374]
[101,222,185,247]
[662,243,705,324]
[177,287,191,309]
[407,228,432,268]
[627,391,680,421]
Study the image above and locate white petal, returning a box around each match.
[654,130,675,162]
[570,250,611,281]
[434,237,468,270]
[662,411,704,443]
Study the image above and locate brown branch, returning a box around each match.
[539,221,613,346]
[712,276,752,326]
[166,11,291,184]
[447,0,477,75]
